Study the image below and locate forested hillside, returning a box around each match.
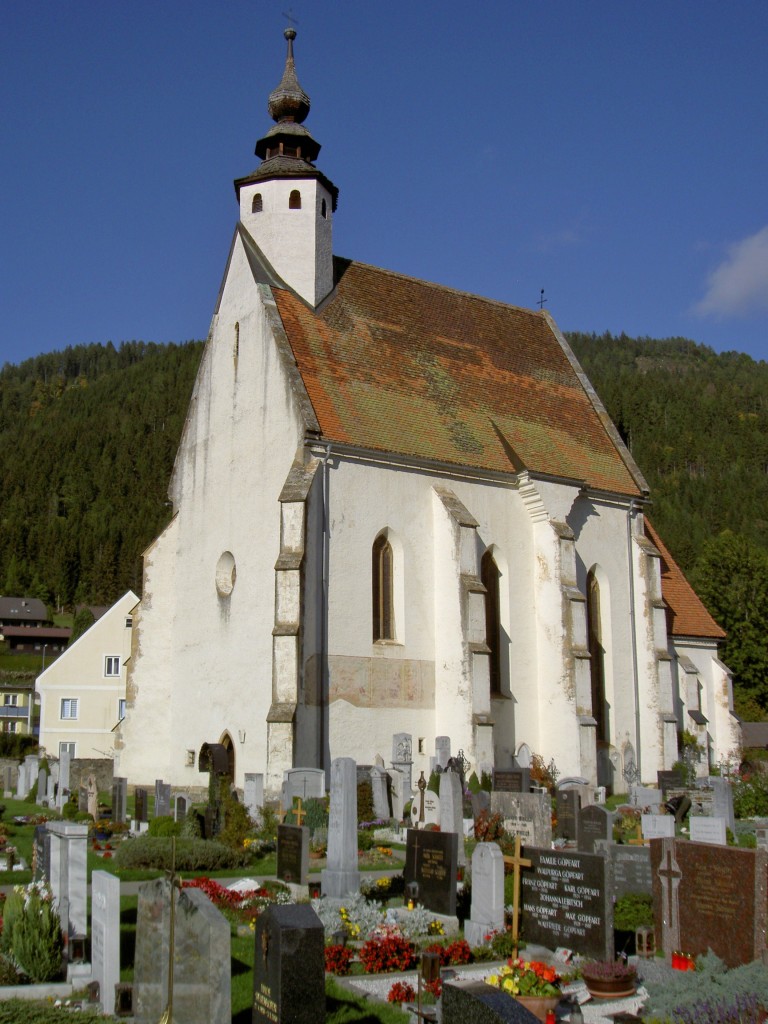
[0,341,203,607]
[568,332,768,715]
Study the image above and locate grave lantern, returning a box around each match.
[405,880,419,909]
[635,924,655,958]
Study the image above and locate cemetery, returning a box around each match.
[0,745,767,1022]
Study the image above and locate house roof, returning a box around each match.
[1,626,71,640]
[741,722,768,748]
[644,520,726,640]
[272,259,646,496]
[0,596,49,623]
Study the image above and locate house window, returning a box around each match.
[104,656,120,677]
[60,698,78,720]
[59,741,76,758]
[252,192,263,213]
[118,698,127,720]
[125,616,133,629]
[4,722,17,733]
[3,695,18,706]
[481,550,502,695]
[289,189,301,210]
[587,570,608,743]
[372,533,395,641]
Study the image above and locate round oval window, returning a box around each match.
[215,551,236,596]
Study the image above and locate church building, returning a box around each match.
[115,30,738,796]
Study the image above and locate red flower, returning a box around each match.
[324,944,354,975]
[359,935,416,974]
[387,981,416,1003]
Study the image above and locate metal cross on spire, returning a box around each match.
[282,8,299,28]
[538,288,547,309]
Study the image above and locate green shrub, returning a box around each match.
[181,809,204,838]
[427,772,441,795]
[219,796,253,850]
[0,886,63,982]
[113,836,249,871]
[304,797,329,831]
[733,772,768,818]
[613,892,654,930]
[257,804,279,840]
[467,772,481,794]
[357,780,374,823]
[357,830,375,852]
[61,801,78,820]
[147,815,182,838]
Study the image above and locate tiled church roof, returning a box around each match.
[644,519,726,640]
[273,260,646,496]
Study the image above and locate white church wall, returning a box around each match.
[673,639,739,766]
[119,240,308,788]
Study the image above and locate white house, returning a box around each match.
[114,30,738,795]
[38,591,138,760]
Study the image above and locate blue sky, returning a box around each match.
[2,1,767,368]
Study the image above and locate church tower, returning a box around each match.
[234,29,338,307]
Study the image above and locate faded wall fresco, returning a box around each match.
[304,655,435,708]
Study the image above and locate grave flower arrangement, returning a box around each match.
[486,958,561,998]
[387,981,416,1004]
[359,929,416,973]
[324,943,354,975]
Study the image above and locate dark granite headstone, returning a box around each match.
[651,838,768,968]
[253,904,324,1024]
[175,795,188,823]
[134,788,148,823]
[112,777,127,824]
[577,805,613,853]
[607,844,652,899]
[657,770,683,797]
[471,791,491,821]
[277,824,309,885]
[154,781,171,818]
[493,769,529,793]
[555,789,580,839]
[404,827,459,916]
[443,980,540,1024]
[521,847,613,959]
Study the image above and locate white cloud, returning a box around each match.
[694,225,768,316]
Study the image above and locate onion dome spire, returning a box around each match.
[267,28,310,124]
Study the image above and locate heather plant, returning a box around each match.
[113,835,248,871]
[642,951,768,1020]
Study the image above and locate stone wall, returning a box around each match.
[71,758,114,797]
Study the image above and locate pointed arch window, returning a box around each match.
[321,198,328,219]
[372,534,395,641]
[251,193,263,213]
[481,550,502,695]
[587,570,608,742]
[289,189,302,210]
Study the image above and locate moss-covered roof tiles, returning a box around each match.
[273,259,644,496]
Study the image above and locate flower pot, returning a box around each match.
[515,995,560,1022]
[583,976,637,999]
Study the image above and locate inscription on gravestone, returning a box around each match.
[521,847,613,959]
[253,905,324,1024]
[577,805,613,854]
[608,844,653,899]
[404,828,458,917]
[493,770,523,793]
[555,789,580,840]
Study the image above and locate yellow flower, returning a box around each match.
[502,978,518,995]
[487,975,500,988]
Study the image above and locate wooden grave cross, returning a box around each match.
[292,797,306,827]
[502,834,532,960]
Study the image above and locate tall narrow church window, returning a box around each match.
[372,534,395,641]
[289,189,302,210]
[481,550,502,695]
[321,198,327,219]
[587,570,608,742]
[251,193,263,213]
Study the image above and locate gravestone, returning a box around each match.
[33,824,51,883]
[91,870,120,1014]
[471,790,491,822]
[47,820,88,939]
[651,837,768,968]
[134,877,231,1024]
[493,768,530,793]
[491,791,552,848]
[443,980,540,1024]
[174,794,189,823]
[439,769,465,866]
[3,765,12,797]
[286,767,325,804]
[36,768,48,805]
[23,754,39,798]
[555,789,580,839]
[391,732,413,799]
[657,769,683,797]
[641,814,675,840]
[277,824,309,885]
[577,804,613,853]
[244,773,264,818]
[690,816,727,846]
[78,784,89,813]
[404,827,459,916]
[387,767,405,821]
[58,750,71,809]
[630,784,662,811]
[606,843,653,899]
[154,780,171,818]
[320,757,361,898]
[15,762,26,799]
[135,788,148,823]
[370,765,391,820]
[253,904,324,1024]
[521,847,613,959]
[705,777,735,832]
[410,788,440,828]
[112,777,128,824]
[46,774,56,805]
[465,842,505,946]
[86,774,99,819]
[435,735,451,770]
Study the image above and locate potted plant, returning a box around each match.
[580,958,638,999]
[486,958,561,1022]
